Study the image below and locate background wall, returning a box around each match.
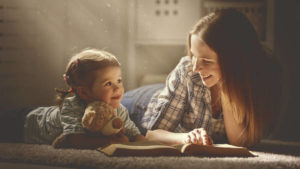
[0,0,299,141]
[272,0,300,141]
[0,0,129,110]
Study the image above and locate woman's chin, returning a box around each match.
[202,80,218,88]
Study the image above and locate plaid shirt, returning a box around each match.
[141,56,226,142]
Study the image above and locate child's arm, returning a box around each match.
[53,133,129,149]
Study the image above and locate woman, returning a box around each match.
[121,9,281,147]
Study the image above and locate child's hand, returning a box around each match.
[184,128,213,145]
[52,133,70,148]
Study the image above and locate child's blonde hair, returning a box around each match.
[55,48,120,105]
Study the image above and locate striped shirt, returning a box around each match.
[141,56,226,142]
[24,96,141,144]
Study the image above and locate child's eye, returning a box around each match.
[105,82,112,86]
[118,79,122,83]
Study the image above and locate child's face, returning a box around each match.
[190,34,221,88]
[86,66,124,109]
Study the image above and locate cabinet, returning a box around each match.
[127,0,201,89]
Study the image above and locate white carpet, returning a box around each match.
[0,140,299,169]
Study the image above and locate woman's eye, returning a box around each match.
[105,82,112,86]
[203,60,211,64]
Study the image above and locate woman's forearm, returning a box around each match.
[221,100,248,146]
[222,111,247,146]
[134,134,147,142]
[145,129,187,146]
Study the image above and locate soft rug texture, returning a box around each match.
[0,140,299,169]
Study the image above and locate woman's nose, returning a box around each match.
[193,58,202,72]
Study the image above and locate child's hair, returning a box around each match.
[187,9,282,146]
[55,48,120,105]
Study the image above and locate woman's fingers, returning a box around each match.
[189,129,202,145]
[185,128,214,145]
[184,135,191,144]
[200,129,208,145]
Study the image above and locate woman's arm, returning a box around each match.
[145,129,187,146]
[221,96,248,146]
[133,134,147,142]
[145,129,212,146]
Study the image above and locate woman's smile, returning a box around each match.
[201,74,212,80]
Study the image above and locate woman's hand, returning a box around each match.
[184,128,213,145]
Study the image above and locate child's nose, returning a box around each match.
[113,83,121,90]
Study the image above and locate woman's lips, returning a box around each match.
[202,75,212,81]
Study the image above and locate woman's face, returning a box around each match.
[191,34,221,88]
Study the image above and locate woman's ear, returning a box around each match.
[76,86,90,101]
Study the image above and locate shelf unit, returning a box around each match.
[127,0,201,89]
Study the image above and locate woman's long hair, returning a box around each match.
[187,9,282,146]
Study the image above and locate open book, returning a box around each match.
[97,141,257,157]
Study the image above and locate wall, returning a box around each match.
[0,0,129,111]
[272,0,300,141]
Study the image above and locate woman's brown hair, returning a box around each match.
[187,9,282,146]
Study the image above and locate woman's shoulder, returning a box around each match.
[176,56,204,86]
[171,56,194,78]
[177,56,193,70]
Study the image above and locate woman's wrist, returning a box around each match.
[145,129,188,145]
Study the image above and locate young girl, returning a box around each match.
[121,9,281,147]
[0,49,146,149]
